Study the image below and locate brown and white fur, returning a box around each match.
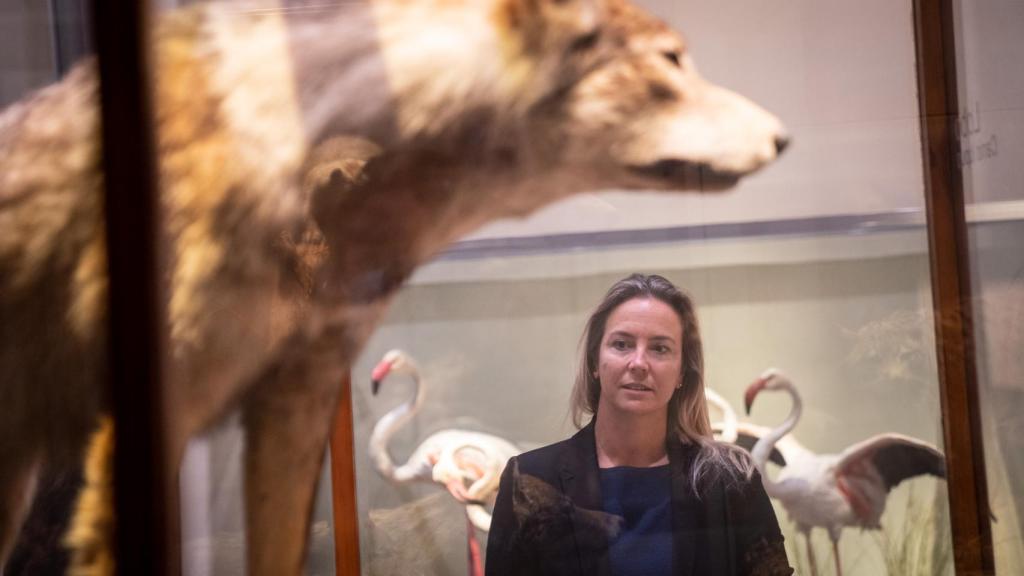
[0,0,786,573]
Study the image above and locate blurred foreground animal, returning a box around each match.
[506,459,625,556]
[744,369,947,576]
[64,418,115,576]
[0,0,787,572]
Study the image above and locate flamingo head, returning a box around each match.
[743,367,787,414]
[371,349,413,395]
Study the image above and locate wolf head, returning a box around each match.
[301,0,786,195]
[518,0,789,192]
[304,0,790,278]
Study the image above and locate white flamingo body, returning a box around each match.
[743,368,947,576]
[368,349,520,533]
[771,453,857,536]
[371,427,518,486]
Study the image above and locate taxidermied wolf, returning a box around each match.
[0,0,787,572]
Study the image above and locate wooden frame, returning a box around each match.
[92,0,176,573]
[912,0,996,574]
[331,375,363,576]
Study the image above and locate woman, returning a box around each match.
[486,274,792,576]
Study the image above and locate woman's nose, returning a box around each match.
[628,350,649,372]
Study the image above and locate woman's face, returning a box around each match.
[595,297,684,420]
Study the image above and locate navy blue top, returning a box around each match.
[599,464,673,576]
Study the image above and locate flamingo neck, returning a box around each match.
[751,384,801,493]
[706,389,737,443]
[368,369,426,480]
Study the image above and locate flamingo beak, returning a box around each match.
[371,360,392,395]
[744,377,766,414]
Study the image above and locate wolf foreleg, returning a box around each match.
[242,332,349,576]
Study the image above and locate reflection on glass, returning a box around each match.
[348,0,961,573]
[353,224,956,575]
[955,1,1024,572]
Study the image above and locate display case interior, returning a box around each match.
[351,223,954,576]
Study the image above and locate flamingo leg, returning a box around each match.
[831,538,842,576]
[446,478,471,502]
[803,531,818,576]
[466,513,483,576]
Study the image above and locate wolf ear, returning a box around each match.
[502,0,602,52]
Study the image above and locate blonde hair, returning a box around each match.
[569,273,753,492]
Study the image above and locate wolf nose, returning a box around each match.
[774,135,791,156]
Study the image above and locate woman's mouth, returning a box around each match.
[621,383,653,392]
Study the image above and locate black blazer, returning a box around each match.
[485,422,792,576]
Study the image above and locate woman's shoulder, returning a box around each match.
[514,437,575,472]
[512,426,595,481]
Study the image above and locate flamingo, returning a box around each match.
[705,386,807,468]
[368,349,521,524]
[368,349,521,575]
[743,368,947,576]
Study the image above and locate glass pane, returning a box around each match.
[10,0,1005,574]
[179,419,337,575]
[350,1,956,575]
[955,0,1024,573]
[1,1,94,574]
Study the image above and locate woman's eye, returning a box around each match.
[611,340,629,351]
[652,344,670,354]
[662,51,681,68]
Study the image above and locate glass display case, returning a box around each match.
[344,1,1021,574]
[955,1,1024,573]
[0,0,1019,575]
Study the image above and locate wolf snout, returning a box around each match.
[774,135,791,156]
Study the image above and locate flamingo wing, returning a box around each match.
[836,433,946,491]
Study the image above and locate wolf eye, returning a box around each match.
[568,29,601,54]
[662,51,681,67]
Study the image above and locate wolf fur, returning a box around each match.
[64,417,114,576]
[0,0,786,572]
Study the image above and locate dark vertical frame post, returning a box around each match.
[90,0,172,573]
[912,1,995,574]
[331,374,362,575]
